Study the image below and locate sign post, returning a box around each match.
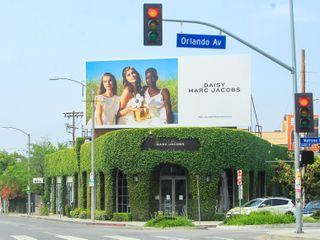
[32,178,44,184]
[237,170,243,214]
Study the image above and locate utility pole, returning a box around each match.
[63,111,83,145]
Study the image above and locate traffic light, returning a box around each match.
[143,3,162,46]
[301,150,314,165]
[294,93,314,133]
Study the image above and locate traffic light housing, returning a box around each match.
[301,150,314,165]
[295,93,314,133]
[143,3,162,46]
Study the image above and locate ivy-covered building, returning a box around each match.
[44,127,288,220]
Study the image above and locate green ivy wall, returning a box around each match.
[45,127,288,220]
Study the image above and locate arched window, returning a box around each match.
[116,170,129,212]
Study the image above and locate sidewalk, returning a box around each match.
[217,223,320,239]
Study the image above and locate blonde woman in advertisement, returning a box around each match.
[95,72,120,125]
[117,66,144,124]
[144,67,173,124]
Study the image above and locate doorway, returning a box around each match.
[159,165,187,215]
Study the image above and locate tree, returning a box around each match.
[0,162,29,197]
[272,156,320,201]
[0,151,24,174]
[303,156,320,201]
[272,159,295,199]
[29,138,68,194]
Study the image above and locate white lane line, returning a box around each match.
[55,235,88,240]
[154,236,190,240]
[10,236,37,240]
[205,237,235,240]
[104,236,141,240]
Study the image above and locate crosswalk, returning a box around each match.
[9,235,236,240]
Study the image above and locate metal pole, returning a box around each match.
[196,175,201,224]
[27,134,31,215]
[289,0,303,233]
[90,89,95,222]
[163,19,293,73]
[49,77,96,222]
[164,1,301,231]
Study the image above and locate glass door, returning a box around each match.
[175,179,186,215]
[161,179,172,213]
[160,178,186,214]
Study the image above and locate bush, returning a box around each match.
[303,216,317,223]
[64,205,72,217]
[311,210,320,220]
[145,211,194,228]
[223,211,295,225]
[95,210,111,220]
[70,208,82,218]
[212,213,226,221]
[40,205,49,216]
[112,213,132,221]
[79,209,89,219]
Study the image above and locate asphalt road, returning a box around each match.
[0,214,272,240]
[0,214,299,240]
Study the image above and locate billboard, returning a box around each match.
[85,55,251,129]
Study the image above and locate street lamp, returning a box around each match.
[49,77,96,222]
[2,126,31,215]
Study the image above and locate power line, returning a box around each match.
[63,111,83,145]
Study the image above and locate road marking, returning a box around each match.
[205,237,235,240]
[55,235,88,240]
[10,236,37,240]
[104,236,141,240]
[154,236,190,240]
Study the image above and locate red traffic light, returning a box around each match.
[299,96,311,107]
[143,4,162,46]
[294,93,314,133]
[147,7,159,18]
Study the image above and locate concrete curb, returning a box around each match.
[11,214,142,228]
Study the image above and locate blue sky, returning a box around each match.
[86,58,178,81]
[0,0,319,154]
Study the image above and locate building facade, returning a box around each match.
[44,127,288,220]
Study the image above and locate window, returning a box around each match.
[117,171,129,212]
[262,199,272,207]
[272,199,288,206]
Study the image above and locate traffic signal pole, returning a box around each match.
[162,0,303,233]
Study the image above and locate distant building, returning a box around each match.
[261,114,319,151]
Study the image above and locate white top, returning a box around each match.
[95,95,120,125]
[117,96,137,125]
[144,88,167,124]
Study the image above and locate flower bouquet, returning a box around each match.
[131,94,151,121]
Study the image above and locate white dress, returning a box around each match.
[95,95,120,125]
[144,88,167,124]
[117,97,137,125]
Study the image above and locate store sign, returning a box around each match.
[143,138,200,151]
